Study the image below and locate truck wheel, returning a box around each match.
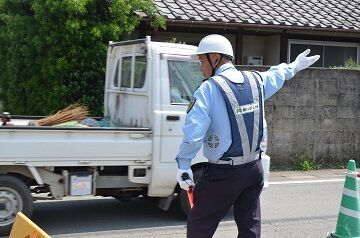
[0,175,33,236]
[177,167,203,216]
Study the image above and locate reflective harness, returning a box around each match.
[211,71,265,166]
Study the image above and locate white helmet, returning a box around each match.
[191,34,234,59]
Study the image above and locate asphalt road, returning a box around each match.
[12,170,349,237]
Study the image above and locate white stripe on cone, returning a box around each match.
[346,170,360,180]
[343,188,360,199]
[340,206,360,219]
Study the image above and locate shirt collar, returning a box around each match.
[213,63,244,84]
[214,63,235,76]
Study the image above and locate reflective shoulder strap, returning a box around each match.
[242,71,260,153]
[248,71,265,152]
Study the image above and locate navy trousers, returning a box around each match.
[187,159,264,238]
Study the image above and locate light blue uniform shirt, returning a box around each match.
[176,62,296,170]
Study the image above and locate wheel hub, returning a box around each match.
[0,188,23,226]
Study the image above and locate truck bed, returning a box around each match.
[0,126,152,166]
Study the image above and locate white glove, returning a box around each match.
[289,49,320,73]
[177,169,195,191]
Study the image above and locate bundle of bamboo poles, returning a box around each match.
[34,103,88,126]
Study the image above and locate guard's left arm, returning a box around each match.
[175,83,212,170]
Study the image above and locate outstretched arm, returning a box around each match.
[258,49,320,100]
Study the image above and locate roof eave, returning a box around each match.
[146,18,360,34]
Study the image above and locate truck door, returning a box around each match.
[148,46,209,197]
[159,54,204,163]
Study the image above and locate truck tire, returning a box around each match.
[177,167,203,216]
[0,175,33,236]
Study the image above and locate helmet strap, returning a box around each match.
[206,53,223,77]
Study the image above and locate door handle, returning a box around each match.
[130,133,147,139]
[166,115,180,121]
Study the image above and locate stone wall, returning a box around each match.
[238,66,360,169]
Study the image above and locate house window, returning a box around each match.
[288,40,359,67]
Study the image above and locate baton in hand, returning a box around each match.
[181,172,194,209]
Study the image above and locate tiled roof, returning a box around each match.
[154,0,360,31]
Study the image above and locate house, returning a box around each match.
[138,0,360,67]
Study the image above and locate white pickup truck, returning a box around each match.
[0,36,269,235]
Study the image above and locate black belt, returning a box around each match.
[209,151,262,166]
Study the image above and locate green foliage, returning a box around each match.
[331,58,360,70]
[168,37,186,44]
[0,0,165,116]
[293,151,319,171]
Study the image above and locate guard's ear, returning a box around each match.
[213,53,221,64]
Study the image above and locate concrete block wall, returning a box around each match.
[238,66,360,169]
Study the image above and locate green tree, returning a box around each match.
[0,0,165,115]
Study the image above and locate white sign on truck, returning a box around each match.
[0,36,270,235]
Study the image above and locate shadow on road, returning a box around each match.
[31,197,233,236]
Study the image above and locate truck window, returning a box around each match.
[168,60,203,104]
[119,56,147,90]
[121,56,132,88]
[113,59,120,87]
[134,56,146,88]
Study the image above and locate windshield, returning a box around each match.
[168,60,203,104]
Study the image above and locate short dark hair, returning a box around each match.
[222,54,233,62]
